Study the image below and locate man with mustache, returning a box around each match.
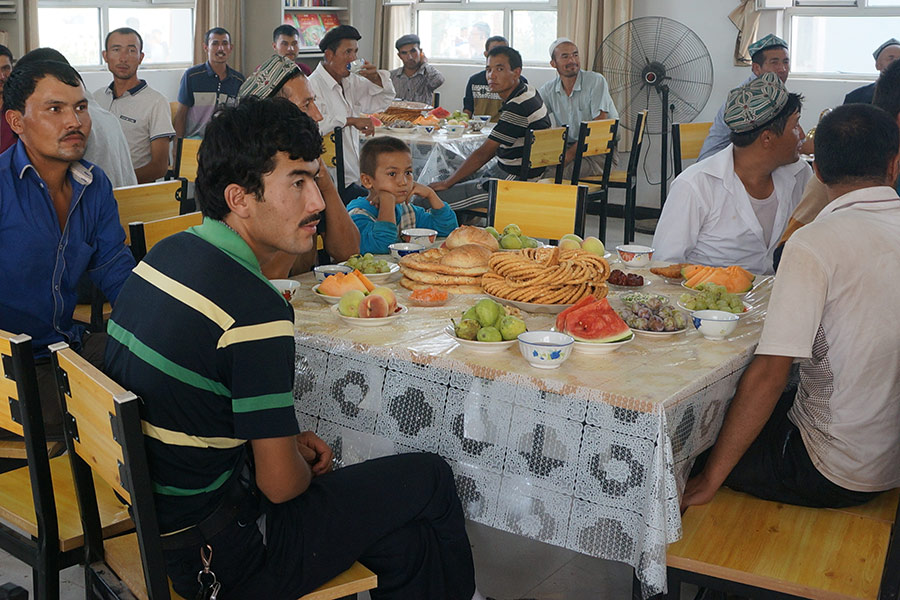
[174,27,245,139]
[0,59,135,439]
[94,27,175,183]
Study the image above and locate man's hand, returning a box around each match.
[315,157,337,193]
[420,50,428,65]
[297,431,334,476]
[429,180,451,192]
[359,61,382,86]
[680,470,721,512]
[347,116,375,137]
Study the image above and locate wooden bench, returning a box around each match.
[667,486,900,599]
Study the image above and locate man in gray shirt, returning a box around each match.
[389,34,445,105]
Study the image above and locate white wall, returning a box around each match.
[81,68,184,102]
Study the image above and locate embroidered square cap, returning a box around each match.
[724,72,789,133]
[748,34,788,59]
[238,54,300,100]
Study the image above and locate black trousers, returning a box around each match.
[166,452,476,600]
[693,387,881,508]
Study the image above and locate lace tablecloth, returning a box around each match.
[290,271,772,597]
[368,128,498,185]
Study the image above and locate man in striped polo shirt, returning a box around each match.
[429,45,550,211]
[105,97,476,600]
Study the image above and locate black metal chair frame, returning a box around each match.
[607,111,648,244]
[569,119,618,243]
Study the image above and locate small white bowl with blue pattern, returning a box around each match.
[517,331,574,369]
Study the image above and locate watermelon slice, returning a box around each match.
[429,106,450,119]
[555,295,596,331]
[561,298,632,343]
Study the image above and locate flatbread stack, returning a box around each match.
[398,244,493,295]
[444,225,500,252]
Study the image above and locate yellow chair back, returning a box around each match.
[524,126,568,170]
[114,181,182,245]
[676,121,713,161]
[578,119,618,159]
[321,129,337,167]
[129,212,203,261]
[488,179,588,240]
[0,330,27,437]
[175,138,202,182]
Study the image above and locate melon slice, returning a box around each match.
[318,272,369,297]
[561,298,632,343]
[353,270,376,292]
[681,264,705,280]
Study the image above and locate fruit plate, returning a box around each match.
[630,327,686,337]
[485,292,574,315]
[330,303,408,326]
[677,299,752,317]
[607,278,652,291]
[337,261,400,283]
[572,333,634,354]
[444,326,516,353]
[681,279,756,297]
[311,284,341,304]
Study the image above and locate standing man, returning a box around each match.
[430,46,550,210]
[238,54,359,275]
[390,34,445,105]
[308,25,394,202]
[682,103,900,510]
[94,27,175,183]
[462,35,527,121]
[0,44,14,152]
[698,34,791,162]
[653,73,810,275]
[174,27,245,138]
[0,59,134,438]
[273,24,301,62]
[104,97,477,600]
[844,38,900,105]
[539,37,618,179]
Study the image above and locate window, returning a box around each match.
[414,1,557,65]
[38,1,194,69]
[786,1,900,76]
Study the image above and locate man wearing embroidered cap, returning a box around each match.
[390,33,445,104]
[308,24,395,202]
[653,72,811,275]
[698,33,791,161]
[538,37,618,179]
[844,38,900,105]
[237,54,359,276]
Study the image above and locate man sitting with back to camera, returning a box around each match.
[104,96,477,600]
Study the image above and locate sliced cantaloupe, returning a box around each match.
[353,270,376,292]
[681,264,705,280]
[318,272,369,297]
[684,267,712,288]
[685,265,754,293]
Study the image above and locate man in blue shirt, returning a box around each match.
[0,59,134,438]
[174,27,245,138]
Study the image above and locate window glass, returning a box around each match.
[791,15,900,73]
[417,10,504,61]
[108,8,194,64]
[512,10,557,64]
[38,7,101,66]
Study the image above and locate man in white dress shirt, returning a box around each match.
[653,73,811,275]
[308,25,394,202]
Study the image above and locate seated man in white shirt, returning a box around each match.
[652,73,811,275]
[682,102,900,510]
[308,25,394,203]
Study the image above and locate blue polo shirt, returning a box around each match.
[177,62,245,138]
[0,141,135,356]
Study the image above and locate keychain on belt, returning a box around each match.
[195,544,221,600]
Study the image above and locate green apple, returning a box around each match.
[560,233,583,244]
[558,238,581,251]
[581,236,606,256]
[338,290,366,317]
[476,326,502,342]
[498,315,526,340]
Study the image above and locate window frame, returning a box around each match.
[412,0,558,66]
[784,1,900,79]
[37,0,194,71]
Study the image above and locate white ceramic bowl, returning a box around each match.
[691,310,739,340]
[401,228,437,245]
[616,244,655,268]
[416,124,436,135]
[467,120,486,132]
[445,326,516,353]
[330,303,407,327]
[517,331,574,369]
[271,279,301,301]
[389,242,425,259]
[311,283,342,304]
[473,114,492,123]
[313,264,353,282]
[444,124,466,136]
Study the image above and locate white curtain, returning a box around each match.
[373,2,414,71]
[557,0,632,70]
[194,0,243,72]
[730,0,760,67]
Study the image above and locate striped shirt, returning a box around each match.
[488,82,551,178]
[177,62,245,138]
[104,218,299,532]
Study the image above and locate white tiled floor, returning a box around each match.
[1,211,692,600]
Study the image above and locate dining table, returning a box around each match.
[288,264,773,598]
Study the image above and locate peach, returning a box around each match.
[369,286,397,312]
[358,294,389,318]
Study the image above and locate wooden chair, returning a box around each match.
[671,121,713,177]
[487,179,588,240]
[129,212,203,262]
[49,343,377,600]
[321,126,345,198]
[568,118,618,243]
[521,125,568,183]
[171,137,202,214]
[666,486,900,599]
[72,181,183,331]
[0,330,131,600]
[607,110,648,244]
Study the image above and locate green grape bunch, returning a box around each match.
[345,253,391,274]
[679,282,745,314]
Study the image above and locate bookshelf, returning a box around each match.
[282,1,350,61]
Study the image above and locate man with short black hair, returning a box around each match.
[682,102,900,510]
[653,73,811,274]
[174,27,245,138]
[308,24,394,202]
[390,33,444,104]
[272,24,301,61]
[462,35,527,120]
[94,27,175,183]
[698,34,791,162]
[105,96,477,600]
[0,58,134,438]
[430,45,550,210]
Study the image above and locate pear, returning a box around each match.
[484,226,501,240]
[498,315,526,340]
[560,233,583,244]
[558,238,581,251]
[474,298,502,328]
[476,326,502,342]
[581,236,606,256]
[462,306,479,321]
[454,318,481,340]
[500,234,523,249]
[502,223,522,237]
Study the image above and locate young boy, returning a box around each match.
[348,136,458,254]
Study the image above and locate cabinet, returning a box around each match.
[282,1,350,62]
